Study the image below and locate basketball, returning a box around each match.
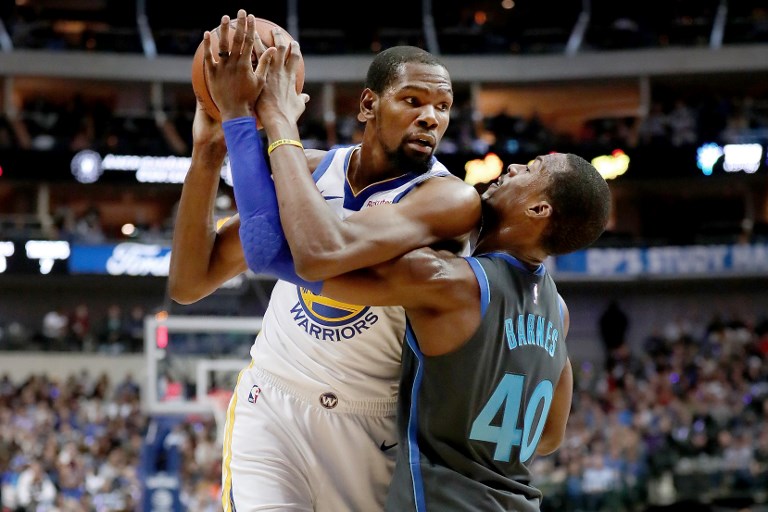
[191,16,305,122]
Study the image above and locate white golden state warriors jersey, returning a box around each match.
[251,145,465,411]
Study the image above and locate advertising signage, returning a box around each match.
[0,149,232,185]
[0,240,70,275]
[69,243,171,276]
[1,145,767,184]
[3,239,767,281]
[554,243,768,278]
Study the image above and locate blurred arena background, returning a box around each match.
[0,0,767,510]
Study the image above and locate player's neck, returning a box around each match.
[476,229,545,267]
[345,145,367,194]
[348,145,408,194]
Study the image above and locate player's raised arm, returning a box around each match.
[257,33,481,282]
[170,12,328,303]
[168,102,247,304]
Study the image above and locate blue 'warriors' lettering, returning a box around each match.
[504,313,558,357]
[290,302,379,341]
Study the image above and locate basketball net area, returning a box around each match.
[143,314,263,445]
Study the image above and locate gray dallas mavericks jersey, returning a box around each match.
[386,252,568,511]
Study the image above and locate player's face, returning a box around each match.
[483,157,541,199]
[377,63,453,174]
[482,155,559,213]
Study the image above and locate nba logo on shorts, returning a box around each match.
[248,385,261,404]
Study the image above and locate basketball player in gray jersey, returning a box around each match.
[321,154,610,511]
[256,34,611,510]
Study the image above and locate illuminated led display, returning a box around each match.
[591,149,630,180]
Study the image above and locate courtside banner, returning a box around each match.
[69,242,171,276]
[63,242,768,279]
[554,243,768,278]
[0,240,69,275]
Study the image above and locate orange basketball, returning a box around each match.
[191,17,305,123]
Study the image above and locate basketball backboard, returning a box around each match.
[143,314,262,417]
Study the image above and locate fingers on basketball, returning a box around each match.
[191,16,305,122]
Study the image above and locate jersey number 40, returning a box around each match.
[469,373,553,463]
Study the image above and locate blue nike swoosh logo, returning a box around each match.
[322,195,343,200]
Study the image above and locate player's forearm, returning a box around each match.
[262,120,355,280]
[292,187,477,281]
[214,118,321,291]
[221,118,293,274]
[321,250,436,308]
[168,146,227,303]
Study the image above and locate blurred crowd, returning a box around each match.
[1,90,766,160]
[0,304,148,355]
[535,308,768,511]
[0,371,222,511]
[3,88,767,248]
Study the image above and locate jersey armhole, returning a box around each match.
[312,147,340,182]
[465,257,490,319]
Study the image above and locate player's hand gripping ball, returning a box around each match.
[191,16,305,122]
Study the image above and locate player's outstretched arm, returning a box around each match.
[170,12,270,303]
[168,103,248,304]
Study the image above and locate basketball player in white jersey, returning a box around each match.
[169,10,480,511]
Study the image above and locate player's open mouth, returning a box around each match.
[406,137,434,154]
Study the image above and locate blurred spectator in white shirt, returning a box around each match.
[15,461,57,510]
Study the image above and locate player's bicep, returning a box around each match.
[207,214,248,280]
[351,178,479,243]
[169,213,248,303]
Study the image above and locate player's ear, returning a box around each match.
[358,89,375,122]
[527,200,552,218]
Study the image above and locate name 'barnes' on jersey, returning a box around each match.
[504,311,559,357]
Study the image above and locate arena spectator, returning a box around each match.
[41,307,69,351]
[15,460,57,510]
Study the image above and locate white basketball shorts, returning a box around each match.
[221,364,398,512]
